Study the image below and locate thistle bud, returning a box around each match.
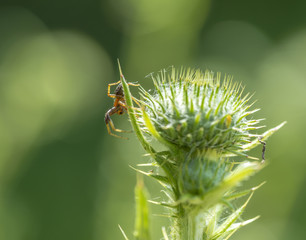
[139,68,262,158]
[179,154,229,196]
[119,63,285,240]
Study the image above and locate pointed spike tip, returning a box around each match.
[117,58,123,78]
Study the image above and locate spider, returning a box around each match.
[105,80,140,139]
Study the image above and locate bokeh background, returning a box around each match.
[0,0,305,239]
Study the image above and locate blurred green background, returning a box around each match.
[0,0,305,239]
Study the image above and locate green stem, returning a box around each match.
[118,59,154,154]
[118,60,176,185]
[177,208,205,240]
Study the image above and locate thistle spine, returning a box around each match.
[119,62,286,240]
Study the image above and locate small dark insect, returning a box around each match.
[258,137,266,163]
[105,80,139,139]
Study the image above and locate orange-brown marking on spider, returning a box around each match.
[105,80,140,139]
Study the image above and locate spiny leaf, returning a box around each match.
[148,200,177,209]
[129,165,170,186]
[242,121,287,151]
[119,60,174,179]
[180,162,261,208]
[210,192,255,240]
[224,181,266,201]
[118,59,153,154]
[222,216,259,240]
[134,174,151,240]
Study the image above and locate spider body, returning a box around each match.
[105,80,139,138]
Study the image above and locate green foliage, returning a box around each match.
[119,62,285,240]
[134,174,151,240]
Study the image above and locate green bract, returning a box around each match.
[118,62,285,240]
[139,68,264,158]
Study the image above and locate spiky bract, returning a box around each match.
[139,68,263,157]
[118,62,285,240]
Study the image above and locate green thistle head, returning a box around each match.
[139,67,263,158]
[118,62,285,240]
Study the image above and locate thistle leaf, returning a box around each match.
[242,121,287,152]
[182,162,261,209]
[134,174,151,240]
[129,165,170,187]
[209,192,256,240]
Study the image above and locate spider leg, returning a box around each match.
[125,82,141,106]
[106,123,128,139]
[118,100,141,112]
[109,119,132,132]
[108,80,121,98]
[131,96,141,107]
[105,107,132,139]
[107,120,129,139]
[127,82,140,87]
